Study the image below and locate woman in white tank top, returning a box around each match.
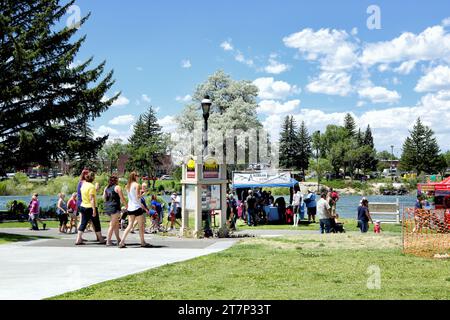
[119,172,150,248]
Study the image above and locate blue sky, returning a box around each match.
[69,0,450,154]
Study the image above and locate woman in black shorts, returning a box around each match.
[119,172,150,248]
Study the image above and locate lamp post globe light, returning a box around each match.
[201,95,212,158]
[316,130,321,193]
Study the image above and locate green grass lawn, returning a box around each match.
[234,219,402,233]
[0,232,51,245]
[52,232,449,300]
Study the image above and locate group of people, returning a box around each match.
[27,169,182,248]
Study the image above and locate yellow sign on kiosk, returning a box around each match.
[203,157,219,179]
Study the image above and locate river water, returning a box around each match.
[0,194,416,219]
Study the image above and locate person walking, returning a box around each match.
[305,190,317,223]
[167,192,181,231]
[119,172,150,248]
[76,169,89,238]
[28,193,46,231]
[56,193,69,233]
[103,175,127,246]
[317,192,333,234]
[357,199,373,233]
[245,190,257,226]
[67,193,78,234]
[75,171,105,245]
[292,191,302,227]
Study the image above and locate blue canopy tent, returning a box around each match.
[231,171,300,224]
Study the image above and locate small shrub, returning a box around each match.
[6,200,28,212]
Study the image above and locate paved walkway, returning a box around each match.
[0,229,236,300]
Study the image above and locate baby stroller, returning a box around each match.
[332,222,346,233]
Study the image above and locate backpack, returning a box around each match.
[304,194,312,204]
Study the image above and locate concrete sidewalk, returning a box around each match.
[0,230,236,300]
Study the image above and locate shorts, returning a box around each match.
[307,207,317,216]
[127,208,144,217]
[104,211,121,217]
[30,213,40,220]
[58,214,69,227]
[176,207,182,219]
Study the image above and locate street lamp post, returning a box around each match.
[316,130,321,193]
[201,95,212,158]
[390,145,395,182]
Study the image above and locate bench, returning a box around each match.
[368,199,400,224]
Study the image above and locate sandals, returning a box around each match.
[119,243,127,249]
[141,243,152,248]
[75,242,86,246]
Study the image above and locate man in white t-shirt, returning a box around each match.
[316,192,332,234]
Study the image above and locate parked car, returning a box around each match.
[6,173,15,178]
[159,175,173,180]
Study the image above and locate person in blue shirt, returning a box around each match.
[150,195,163,225]
[304,190,317,223]
[357,199,373,233]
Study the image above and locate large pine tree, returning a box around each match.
[361,125,378,172]
[0,0,117,173]
[400,118,441,174]
[295,121,312,175]
[343,113,357,138]
[127,106,166,184]
[279,115,298,169]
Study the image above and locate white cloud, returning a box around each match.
[358,86,401,104]
[95,125,120,136]
[257,99,301,115]
[141,94,151,103]
[360,26,450,66]
[264,58,290,74]
[283,28,358,71]
[442,17,450,27]
[415,65,450,92]
[351,27,358,36]
[158,116,177,133]
[136,67,143,72]
[109,115,135,126]
[235,51,254,66]
[253,77,300,100]
[102,93,130,107]
[357,101,366,107]
[393,60,417,75]
[306,72,352,96]
[176,95,192,102]
[378,64,390,72]
[220,41,234,51]
[181,59,192,68]
[284,28,350,55]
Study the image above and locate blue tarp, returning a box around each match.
[232,178,299,189]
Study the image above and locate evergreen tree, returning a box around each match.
[0,0,116,173]
[361,125,378,172]
[127,106,166,186]
[279,115,298,169]
[295,121,312,175]
[343,113,357,138]
[400,118,441,174]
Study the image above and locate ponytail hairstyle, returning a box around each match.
[127,172,139,192]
